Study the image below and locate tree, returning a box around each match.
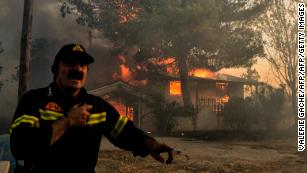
[241,67,260,95]
[257,0,306,119]
[0,41,3,54]
[0,66,3,92]
[19,0,33,101]
[257,86,285,131]
[224,97,259,134]
[63,0,265,130]
[0,42,3,92]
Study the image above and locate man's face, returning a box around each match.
[55,61,88,93]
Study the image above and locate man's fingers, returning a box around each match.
[150,152,165,163]
[158,143,173,153]
[72,103,81,109]
[80,104,93,111]
[166,150,173,164]
[158,143,174,164]
[159,143,173,164]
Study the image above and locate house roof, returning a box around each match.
[89,80,156,103]
[160,73,249,83]
[89,80,144,98]
[157,72,259,84]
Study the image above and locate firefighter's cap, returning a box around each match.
[53,43,94,65]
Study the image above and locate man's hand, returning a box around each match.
[144,138,174,164]
[67,103,93,127]
[50,103,92,145]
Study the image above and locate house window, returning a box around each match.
[169,81,182,96]
[216,82,228,96]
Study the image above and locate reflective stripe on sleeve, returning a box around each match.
[110,115,128,138]
[10,115,40,133]
[87,112,107,126]
[39,109,64,121]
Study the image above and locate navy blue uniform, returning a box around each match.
[10,82,154,173]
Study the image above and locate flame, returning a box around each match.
[108,100,126,116]
[149,57,178,75]
[108,100,134,121]
[118,64,147,86]
[221,95,230,103]
[150,57,176,65]
[189,68,215,78]
[112,55,147,86]
[120,64,133,81]
[169,81,182,96]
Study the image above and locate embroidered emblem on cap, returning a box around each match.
[72,44,84,52]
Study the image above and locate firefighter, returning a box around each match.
[10,43,173,173]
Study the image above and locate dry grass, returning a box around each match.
[96,138,307,173]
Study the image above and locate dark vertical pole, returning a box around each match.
[88,30,92,49]
[18,0,33,101]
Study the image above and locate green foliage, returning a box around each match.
[64,0,264,71]
[153,100,180,135]
[63,0,266,131]
[241,67,260,83]
[256,0,302,116]
[141,86,180,135]
[257,86,285,131]
[223,97,259,133]
[224,86,286,133]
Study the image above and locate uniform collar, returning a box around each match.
[48,82,88,99]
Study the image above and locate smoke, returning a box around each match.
[0,0,115,133]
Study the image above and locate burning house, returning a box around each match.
[157,69,247,131]
[88,53,254,132]
[89,68,250,133]
[89,80,147,129]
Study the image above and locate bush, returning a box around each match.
[257,87,285,131]
[223,97,260,134]
[223,86,286,137]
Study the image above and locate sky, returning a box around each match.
[0,0,280,128]
[0,0,101,127]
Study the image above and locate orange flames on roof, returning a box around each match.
[120,64,133,81]
[113,55,147,86]
[149,57,178,75]
[189,68,216,78]
[149,57,176,65]
[150,57,216,78]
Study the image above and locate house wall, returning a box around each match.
[139,105,158,133]
[228,83,244,98]
[190,81,216,106]
[94,79,245,133]
[173,107,225,132]
[164,80,244,131]
[165,80,219,106]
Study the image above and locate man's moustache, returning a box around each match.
[67,70,84,80]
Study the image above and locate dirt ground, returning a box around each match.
[95,137,307,173]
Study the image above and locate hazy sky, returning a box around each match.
[0,0,279,125]
[0,0,103,123]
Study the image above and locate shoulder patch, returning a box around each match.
[44,102,63,112]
